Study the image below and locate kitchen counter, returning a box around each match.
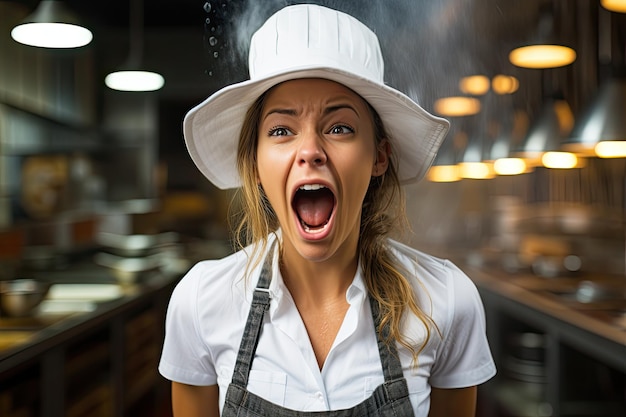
[465,265,625,371]
[0,260,183,417]
[458,261,626,417]
[0,264,179,368]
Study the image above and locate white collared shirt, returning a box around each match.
[159,236,496,415]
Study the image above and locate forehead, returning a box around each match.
[262,78,371,112]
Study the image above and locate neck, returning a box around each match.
[279,245,358,308]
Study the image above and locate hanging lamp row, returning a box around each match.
[428,2,626,182]
[11,0,164,92]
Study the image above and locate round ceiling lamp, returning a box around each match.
[459,75,490,96]
[509,44,576,69]
[509,4,577,70]
[513,95,579,168]
[492,75,519,95]
[434,97,481,117]
[601,0,626,13]
[104,0,165,92]
[563,78,626,158]
[11,0,93,48]
[427,127,464,183]
[493,158,527,176]
[105,71,165,92]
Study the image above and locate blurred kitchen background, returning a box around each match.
[0,0,624,416]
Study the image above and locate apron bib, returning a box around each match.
[222,244,414,416]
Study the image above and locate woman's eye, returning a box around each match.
[268,127,292,136]
[329,125,354,135]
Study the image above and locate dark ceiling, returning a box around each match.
[15,0,205,28]
[8,1,624,122]
[9,0,555,104]
[7,0,624,191]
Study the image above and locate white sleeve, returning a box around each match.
[429,261,496,388]
[158,263,217,386]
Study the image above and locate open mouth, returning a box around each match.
[292,184,335,234]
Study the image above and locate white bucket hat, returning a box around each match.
[184,4,449,189]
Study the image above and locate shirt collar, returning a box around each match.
[264,235,367,317]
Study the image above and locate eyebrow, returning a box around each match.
[262,103,361,120]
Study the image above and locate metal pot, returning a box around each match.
[0,279,51,317]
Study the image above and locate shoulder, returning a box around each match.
[176,248,247,286]
[386,240,495,387]
[168,248,255,317]
[386,239,473,291]
[386,239,485,335]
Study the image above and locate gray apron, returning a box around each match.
[222,244,415,416]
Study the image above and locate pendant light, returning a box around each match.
[459,75,490,96]
[513,92,579,169]
[456,112,495,180]
[562,7,626,158]
[602,0,626,13]
[563,77,626,158]
[491,74,520,95]
[11,0,92,48]
[488,104,530,176]
[509,3,576,69]
[427,125,463,183]
[105,0,164,92]
[433,96,481,117]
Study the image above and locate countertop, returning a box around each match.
[471,268,624,339]
[0,261,182,371]
[463,263,626,372]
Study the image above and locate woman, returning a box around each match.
[159,4,495,416]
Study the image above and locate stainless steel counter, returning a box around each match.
[465,264,625,417]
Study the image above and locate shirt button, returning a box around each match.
[316,392,324,402]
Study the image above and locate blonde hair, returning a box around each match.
[232,88,435,365]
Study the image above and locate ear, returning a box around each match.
[372,139,391,177]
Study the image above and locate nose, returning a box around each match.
[297,132,327,167]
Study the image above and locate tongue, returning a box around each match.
[294,190,334,228]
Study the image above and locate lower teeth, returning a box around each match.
[302,221,328,234]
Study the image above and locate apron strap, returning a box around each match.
[369,296,406,382]
[231,242,275,387]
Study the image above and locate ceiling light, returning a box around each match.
[459,75,490,95]
[563,77,626,157]
[492,75,519,95]
[601,0,626,13]
[427,165,461,182]
[541,151,578,169]
[427,126,463,182]
[514,95,577,168]
[493,158,527,175]
[594,141,626,158]
[509,5,577,69]
[457,128,494,180]
[105,71,165,92]
[105,0,164,92]
[486,108,532,176]
[509,45,576,69]
[458,162,494,179]
[434,96,481,117]
[11,0,92,48]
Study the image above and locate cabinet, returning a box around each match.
[0,363,40,417]
[477,284,626,417]
[0,277,175,417]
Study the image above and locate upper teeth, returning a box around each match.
[299,184,325,191]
